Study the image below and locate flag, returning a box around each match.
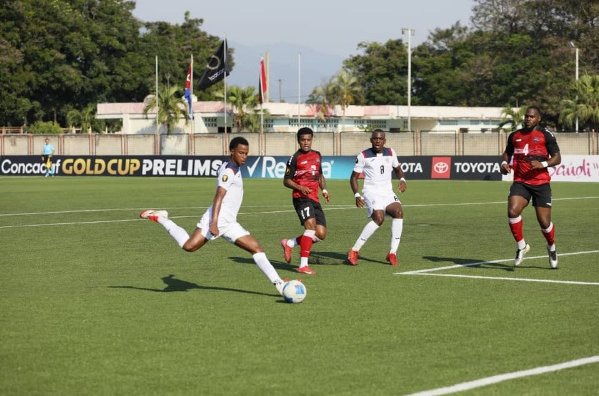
[184,63,193,119]
[258,57,267,104]
[198,40,229,90]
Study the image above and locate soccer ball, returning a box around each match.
[282,280,307,304]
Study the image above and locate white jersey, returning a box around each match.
[212,161,244,224]
[353,147,400,194]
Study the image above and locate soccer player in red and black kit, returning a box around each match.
[501,106,561,269]
[280,127,330,275]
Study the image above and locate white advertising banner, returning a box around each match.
[502,155,599,182]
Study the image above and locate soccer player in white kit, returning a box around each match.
[139,137,287,296]
[348,130,407,266]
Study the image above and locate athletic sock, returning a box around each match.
[352,221,379,251]
[252,252,282,284]
[299,230,316,267]
[158,218,190,248]
[390,218,403,253]
[509,216,524,244]
[541,222,556,246]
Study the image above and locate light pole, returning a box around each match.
[278,78,283,102]
[402,28,415,132]
[569,41,579,132]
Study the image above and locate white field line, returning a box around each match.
[407,355,599,396]
[0,207,357,229]
[398,250,599,275]
[405,272,599,286]
[1,196,596,218]
[396,250,599,286]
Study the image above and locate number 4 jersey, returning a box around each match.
[505,127,560,185]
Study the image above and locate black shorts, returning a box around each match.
[509,182,552,208]
[42,155,52,163]
[292,198,327,226]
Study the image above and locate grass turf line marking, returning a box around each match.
[2,196,596,217]
[406,273,599,286]
[398,250,599,275]
[407,355,599,396]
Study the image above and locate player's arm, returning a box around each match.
[209,186,227,237]
[531,129,561,169]
[394,165,407,193]
[318,157,330,202]
[350,171,365,208]
[500,133,515,174]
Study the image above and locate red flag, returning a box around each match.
[259,57,267,104]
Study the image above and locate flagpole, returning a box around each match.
[297,52,301,127]
[155,55,160,155]
[223,38,228,155]
[190,54,194,136]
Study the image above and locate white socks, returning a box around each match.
[253,252,282,284]
[158,218,190,248]
[352,220,380,251]
[390,218,403,253]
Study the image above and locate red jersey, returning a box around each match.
[505,126,560,185]
[284,149,323,203]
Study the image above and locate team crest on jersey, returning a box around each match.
[222,174,228,182]
[533,137,540,143]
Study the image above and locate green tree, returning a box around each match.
[143,84,189,134]
[499,105,527,131]
[343,40,407,105]
[66,104,98,133]
[217,86,259,132]
[307,82,335,128]
[559,75,599,131]
[329,70,362,130]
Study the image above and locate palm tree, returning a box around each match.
[499,105,527,131]
[330,70,362,131]
[217,86,259,132]
[560,75,599,131]
[66,104,97,133]
[307,82,335,130]
[143,84,189,134]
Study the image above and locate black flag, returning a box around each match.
[198,40,230,90]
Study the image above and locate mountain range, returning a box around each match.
[225,41,345,103]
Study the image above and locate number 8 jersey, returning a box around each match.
[353,147,399,193]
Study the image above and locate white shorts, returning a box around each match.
[363,189,400,217]
[197,209,250,243]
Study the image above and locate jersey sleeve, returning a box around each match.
[504,132,516,156]
[542,128,560,156]
[284,153,297,180]
[217,167,235,191]
[390,147,400,168]
[353,152,365,173]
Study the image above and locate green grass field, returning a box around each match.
[1,176,598,395]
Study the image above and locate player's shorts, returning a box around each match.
[363,188,400,217]
[292,198,327,226]
[197,209,250,243]
[509,182,552,208]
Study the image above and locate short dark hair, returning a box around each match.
[526,106,542,116]
[297,127,313,142]
[229,137,249,150]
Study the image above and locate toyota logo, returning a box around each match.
[434,162,449,173]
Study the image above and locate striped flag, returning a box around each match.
[184,63,193,119]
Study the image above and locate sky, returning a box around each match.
[132,0,476,101]
[132,0,475,57]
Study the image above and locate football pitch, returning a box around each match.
[1,176,598,395]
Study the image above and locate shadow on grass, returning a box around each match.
[228,250,349,273]
[109,274,276,296]
[423,256,516,272]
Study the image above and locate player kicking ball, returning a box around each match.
[140,137,288,296]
